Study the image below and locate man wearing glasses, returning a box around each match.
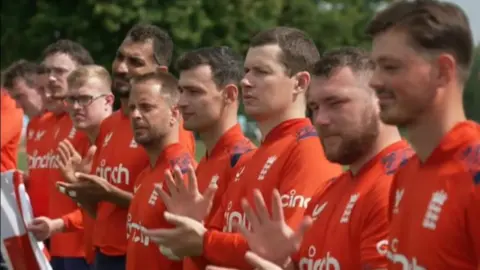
[29,40,95,270]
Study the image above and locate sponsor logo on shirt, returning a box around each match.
[298,246,340,270]
[386,238,426,270]
[95,159,131,185]
[126,214,150,246]
[393,188,404,214]
[28,150,59,169]
[223,200,250,233]
[422,190,447,230]
[280,190,311,209]
[311,202,328,220]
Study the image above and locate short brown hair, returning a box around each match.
[313,47,375,78]
[366,0,474,81]
[67,65,112,92]
[249,27,320,76]
[126,24,174,67]
[130,71,179,104]
[43,39,94,66]
[176,46,243,87]
[2,59,48,89]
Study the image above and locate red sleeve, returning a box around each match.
[466,174,480,261]
[0,95,23,148]
[61,208,84,232]
[359,179,390,268]
[202,140,341,269]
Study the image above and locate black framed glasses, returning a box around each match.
[65,94,107,107]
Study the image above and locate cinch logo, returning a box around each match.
[126,214,150,247]
[298,246,340,270]
[95,159,130,185]
[386,238,426,270]
[223,201,251,233]
[281,190,311,209]
[28,150,59,169]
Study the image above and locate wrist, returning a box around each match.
[51,218,65,234]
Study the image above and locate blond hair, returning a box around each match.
[67,65,112,92]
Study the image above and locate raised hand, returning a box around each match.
[56,139,96,183]
[236,189,312,266]
[157,165,217,222]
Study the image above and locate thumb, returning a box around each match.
[163,211,189,226]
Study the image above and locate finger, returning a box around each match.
[202,186,217,213]
[206,266,238,270]
[57,143,69,165]
[156,184,173,211]
[173,166,188,195]
[163,211,192,227]
[164,170,179,198]
[233,221,255,242]
[64,139,78,157]
[245,251,281,270]
[271,189,285,222]
[186,165,199,193]
[75,173,106,188]
[292,216,313,247]
[241,198,261,230]
[83,145,97,164]
[142,227,184,244]
[252,189,271,224]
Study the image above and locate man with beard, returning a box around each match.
[206,47,413,270]
[126,72,196,270]
[57,24,195,270]
[367,0,479,269]
[142,27,342,269]
[28,65,114,266]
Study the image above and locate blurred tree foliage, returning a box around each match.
[1,0,478,119]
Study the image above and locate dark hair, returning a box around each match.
[366,0,474,81]
[2,60,48,89]
[126,24,174,67]
[176,46,243,87]
[42,39,94,66]
[313,47,375,77]
[249,27,320,76]
[130,71,179,104]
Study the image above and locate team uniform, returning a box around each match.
[90,111,195,269]
[387,121,480,270]
[292,141,413,270]
[25,112,56,219]
[183,124,256,270]
[202,118,343,269]
[0,90,24,172]
[126,143,195,270]
[48,114,91,270]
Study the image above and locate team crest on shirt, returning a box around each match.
[340,193,359,223]
[296,126,317,141]
[258,156,277,180]
[381,148,414,175]
[392,188,404,214]
[456,143,480,185]
[422,190,448,230]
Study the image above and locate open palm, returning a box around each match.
[236,189,312,266]
[157,165,217,222]
[56,139,96,183]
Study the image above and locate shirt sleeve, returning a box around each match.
[359,179,390,269]
[0,97,23,148]
[466,173,480,261]
[61,208,84,232]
